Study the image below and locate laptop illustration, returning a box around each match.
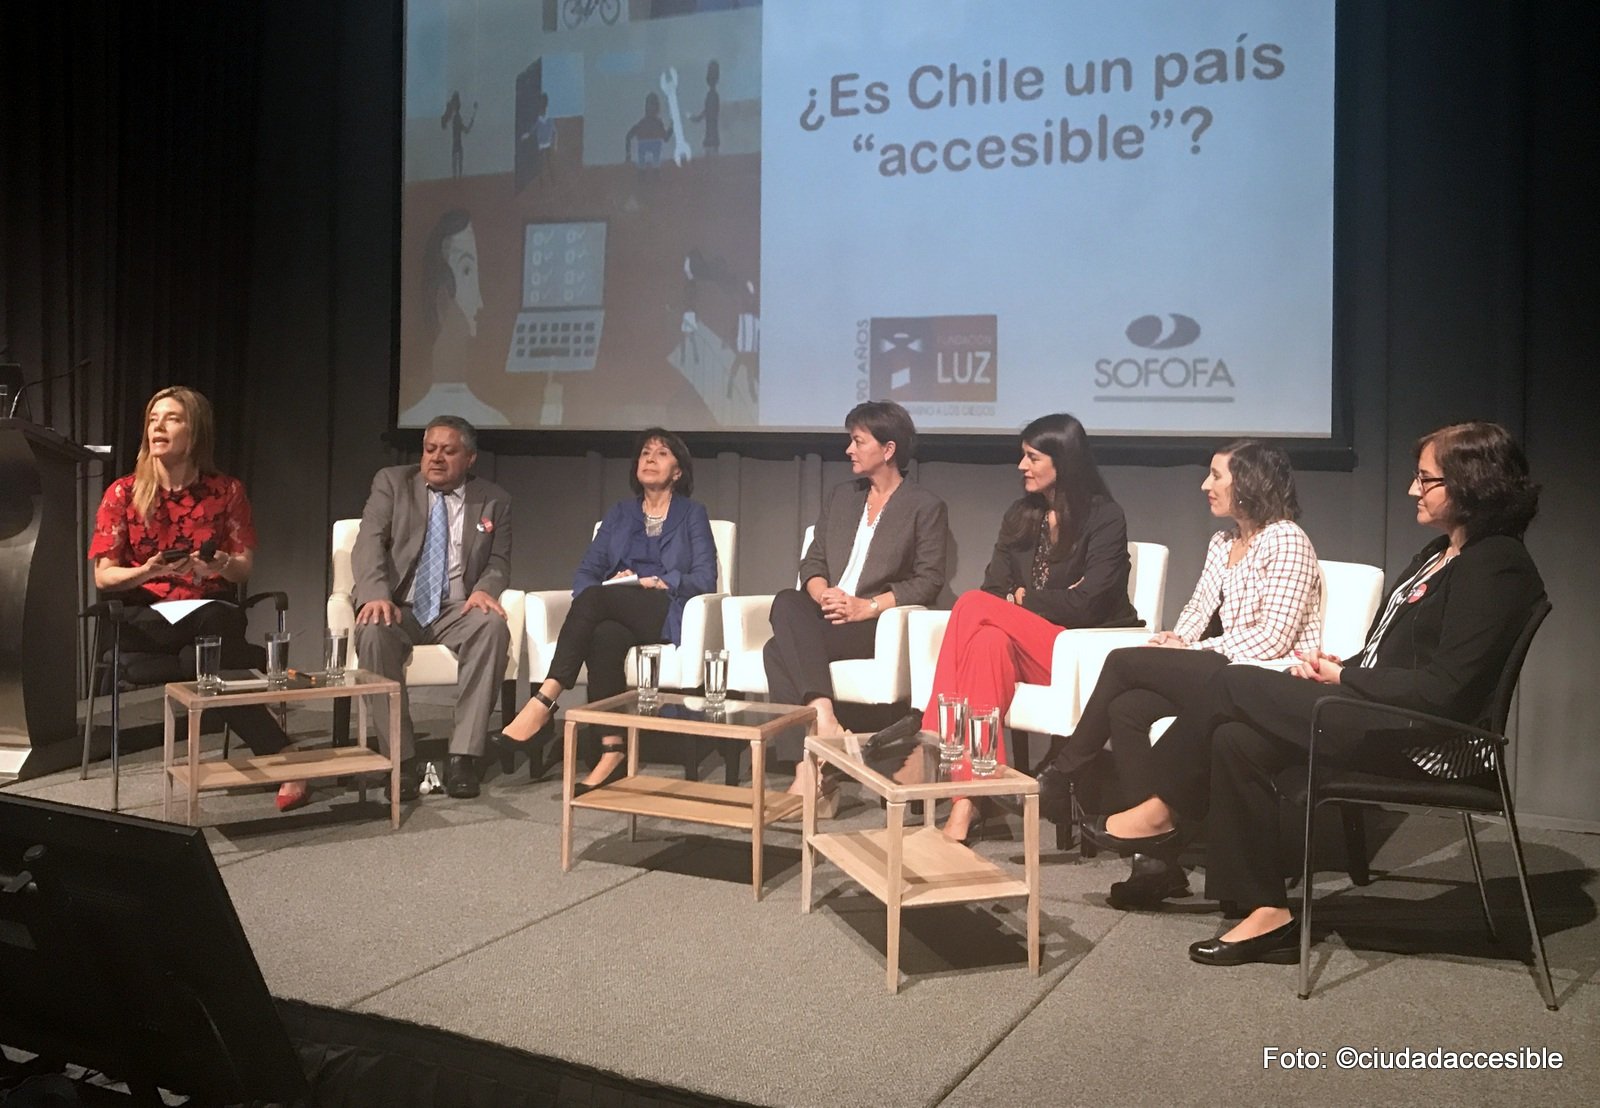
[505,220,607,374]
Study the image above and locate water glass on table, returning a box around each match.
[636,644,661,705]
[967,705,1002,776]
[324,627,349,680]
[194,635,222,693]
[937,693,968,760]
[703,648,729,705]
[265,630,292,690]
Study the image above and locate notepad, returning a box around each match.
[603,573,640,587]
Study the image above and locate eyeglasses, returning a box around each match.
[1413,470,1447,492]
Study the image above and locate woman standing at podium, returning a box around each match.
[88,386,306,810]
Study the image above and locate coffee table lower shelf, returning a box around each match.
[167,744,393,791]
[572,775,803,828]
[808,825,1031,906]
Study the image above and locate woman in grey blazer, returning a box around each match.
[765,401,948,812]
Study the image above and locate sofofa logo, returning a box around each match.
[1095,313,1233,397]
[1125,313,1201,350]
[869,315,997,402]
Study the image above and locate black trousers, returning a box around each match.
[117,603,289,756]
[1148,664,1437,910]
[763,588,879,762]
[762,588,878,705]
[1051,646,1231,812]
[547,584,671,704]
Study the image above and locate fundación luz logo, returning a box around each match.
[868,315,998,403]
[1094,313,1235,401]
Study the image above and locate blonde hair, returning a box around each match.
[132,386,218,520]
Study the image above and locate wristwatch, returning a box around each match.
[868,597,880,614]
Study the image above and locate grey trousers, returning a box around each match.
[353,600,510,760]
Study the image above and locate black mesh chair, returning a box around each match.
[79,590,288,811]
[1286,599,1555,1008]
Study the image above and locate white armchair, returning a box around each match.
[907,541,1171,757]
[328,519,526,735]
[722,526,925,704]
[524,520,735,694]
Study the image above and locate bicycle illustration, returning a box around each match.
[563,0,621,30]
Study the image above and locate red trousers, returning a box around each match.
[920,590,1062,768]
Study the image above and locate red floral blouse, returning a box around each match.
[88,473,257,601]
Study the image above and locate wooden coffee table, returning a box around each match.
[802,733,1040,992]
[163,669,403,827]
[560,691,815,899]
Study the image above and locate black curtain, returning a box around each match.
[0,1,261,477]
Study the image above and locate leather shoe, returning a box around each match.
[446,754,481,799]
[1107,854,1190,910]
[1035,766,1074,826]
[387,757,423,803]
[1188,918,1300,966]
[1079,814,1182,857]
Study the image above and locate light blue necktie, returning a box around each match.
[413,489,448,626]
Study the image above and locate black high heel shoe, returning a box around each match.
[573,744,628,796]
[494,689,559,773]
[1079,814,1183,857]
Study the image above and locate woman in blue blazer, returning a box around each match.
[496,428,718,789]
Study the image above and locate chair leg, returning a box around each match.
[1299,798,1320,1000]
[1499,808,1558,1010]
[1071,786,1096,858]
[109,638,121,812]
[1340,804,1371,886]
[80,669,101,780]
[332,698,352,748]
[1461,813,1498,943]
[723,745,742,786]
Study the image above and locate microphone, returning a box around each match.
[7,358,91,419]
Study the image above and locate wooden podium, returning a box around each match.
[0,419,99,777]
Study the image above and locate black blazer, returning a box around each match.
[981,496,1142,629]
[1342,533,1545,726]
[799,480,948,608]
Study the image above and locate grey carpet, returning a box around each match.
[9,707,1600,1105]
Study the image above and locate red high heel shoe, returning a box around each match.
[275,780,311,812]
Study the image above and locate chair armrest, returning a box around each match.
[327,592,356,634]
[243,590,289,615]
[80,599,126,622]
[1053,628,1150,700]
[499,589,526,670]
[721,594,776,655]
[1309,696,1506,751]
[667,593,728,687]
[873,604,922,690]
[524,589,575,679]
[907,609,951,710]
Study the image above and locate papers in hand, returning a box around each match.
[603,573,640,587]
[150,599,218,625]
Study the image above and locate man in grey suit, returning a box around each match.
[352,415,511,799]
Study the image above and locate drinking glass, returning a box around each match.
[967,705,1002,776]
[703,649,728,706]
[194,635,222,693]
[324,627,349,681]
[265,630,292,690]
[636,644,661,705]
[936,693,968,760]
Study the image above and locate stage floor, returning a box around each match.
[10,704,1600,1106]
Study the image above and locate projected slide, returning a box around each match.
[399,0,1334,438]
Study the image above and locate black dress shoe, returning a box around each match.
[1035,766,1074,826]
[1188,918,1300,966]
[445,754,481,799]
[1079,814,1182,857]
[1107,854,1191,910]
[572,746,627,797]
[387,757,423,803]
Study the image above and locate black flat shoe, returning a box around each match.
[1080,815,1182,857]
[1188,919,1300,966]
[1106,854,1191,910]
[572,746,628,797]
[445,754,481,799]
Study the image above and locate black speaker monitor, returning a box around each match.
[0,793,307,1104]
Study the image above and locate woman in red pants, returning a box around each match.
[921,412,1141,842]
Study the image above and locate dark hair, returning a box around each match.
[629,427,695,497]
[844,400,916,474]
[424,414,478,454]
[997,413,1110,558]
[421,208,473,335]
[1417,421,1539,540]
[1215,439,1299,530]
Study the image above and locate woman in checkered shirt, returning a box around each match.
[1038,440,1323,906]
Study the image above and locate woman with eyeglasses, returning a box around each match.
[1080,422,1544,966]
